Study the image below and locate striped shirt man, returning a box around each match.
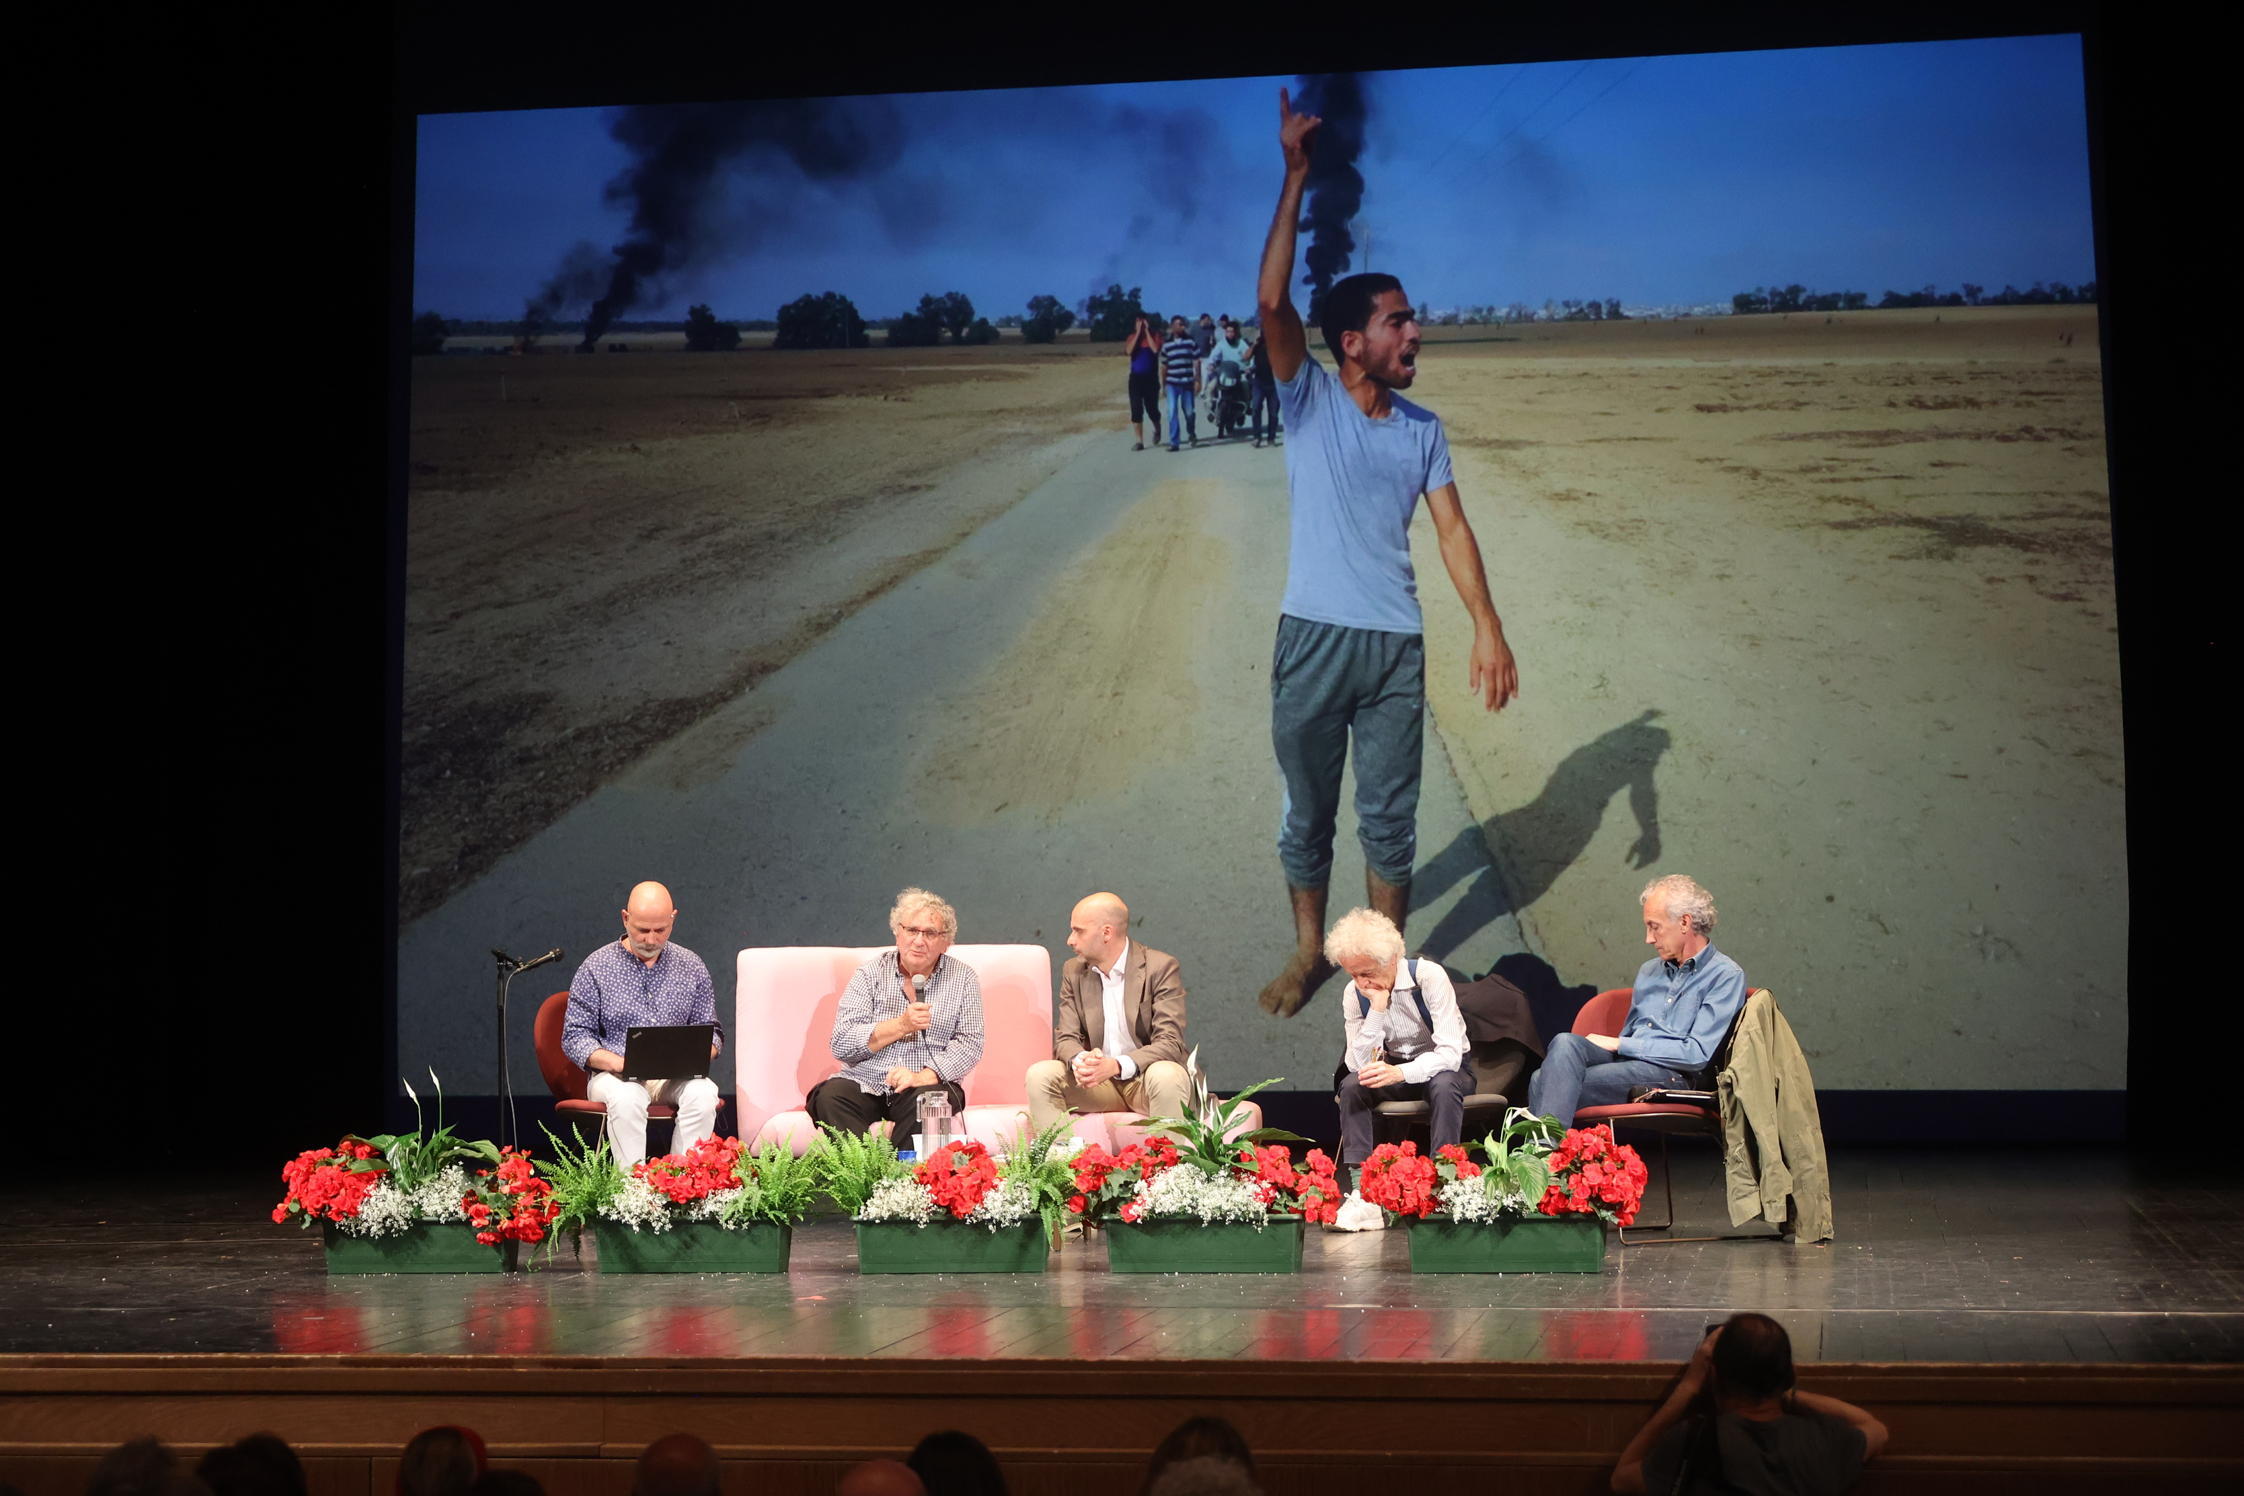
[1162,333,1201,387]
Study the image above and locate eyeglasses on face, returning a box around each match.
[897,924,949,942]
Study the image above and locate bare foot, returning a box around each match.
[1257,949,1336,1016]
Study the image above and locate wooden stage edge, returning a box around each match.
[4,1356,2242,1496]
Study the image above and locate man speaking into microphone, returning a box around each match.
[808,887,985,1138]
[561,880,724,1168]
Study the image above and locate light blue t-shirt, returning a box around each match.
[1275,355,1455,634]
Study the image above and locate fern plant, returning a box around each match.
[717,1140,824,1227]
[534,1123,626,1256]
[992,1116,1088,1246]
[811,1125,909,1215]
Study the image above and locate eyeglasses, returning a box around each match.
[897,924,949,942]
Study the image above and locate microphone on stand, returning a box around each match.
[514,948,564,973]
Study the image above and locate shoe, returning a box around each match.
[1133,441,1144,451]
[1168,443,1179,452]
[1252,439,1263,448]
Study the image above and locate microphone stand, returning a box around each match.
[492,952,521,1153]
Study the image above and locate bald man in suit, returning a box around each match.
[1027,893,1190,1132]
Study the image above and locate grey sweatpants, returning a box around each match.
[1270,614,1425,888]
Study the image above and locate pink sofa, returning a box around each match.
[735,944,1053,1153]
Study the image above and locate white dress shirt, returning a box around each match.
[1341,957,1468,1084]
[1095,941,1138,1082]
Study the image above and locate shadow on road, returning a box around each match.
[1414,709,1672,1024]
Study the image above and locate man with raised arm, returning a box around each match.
[561,880,725,1168]
[1253,87,1521,1018]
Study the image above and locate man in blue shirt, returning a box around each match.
[562,880,724,1168]
[1529,874,1749,1123]
[1253,87,1521,1018]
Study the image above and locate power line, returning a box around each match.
[1410,66,1528,187]
[1445,60,1594,185]
[1468,61,1643,189]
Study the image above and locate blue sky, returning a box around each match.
[414,34,2096,322]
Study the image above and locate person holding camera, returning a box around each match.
[1612,1313,1888,1495]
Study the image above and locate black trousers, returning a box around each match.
[806,1076,967,1137]
[1337,1063,1476,1166]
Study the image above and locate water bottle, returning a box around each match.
[916,1088,954,1156]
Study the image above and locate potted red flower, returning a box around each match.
[539,1130,816,1273]
[272,1073,542,1274]
[1069,1071,1344,1274]
[1358,1109,1644,1273]
[840,1123,1077,1274]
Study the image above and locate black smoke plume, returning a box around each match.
[528,98,906,348]
[1293,73,1368,331]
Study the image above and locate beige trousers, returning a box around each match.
[1025,1058,1190,1134]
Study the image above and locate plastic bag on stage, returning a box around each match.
[1330,1191,1387,1232]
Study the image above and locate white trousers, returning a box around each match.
[586,1072,721,1169]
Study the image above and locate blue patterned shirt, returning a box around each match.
[1617,942,1746,1074]
[562,941,724,1068]
[830,949,984,1094]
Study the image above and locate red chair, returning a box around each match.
[1565,986,1759,1238]
[532,992,728,1154]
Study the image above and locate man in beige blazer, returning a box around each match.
[1026,892,1190,1132]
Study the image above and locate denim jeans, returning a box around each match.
[1270,615,1424,887]
[1250,379,1280,441]
[1166,385,1196,446]
[1526,1032,1688,1124]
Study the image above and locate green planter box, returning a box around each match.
[592,1219,793,1273]
[1405,1215,1607,1273]
[855,1219,1049,1274]
[1102,1215,1304,1274]
[321,1222,517,1274]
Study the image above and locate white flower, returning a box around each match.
[334,1181,413,1238]
[1437,1176,1532,1223]
[1131,1166,1270,1226]
[856,1177,939,1225]
[965,1176,1036,1231]
[404,1164,475,1223]
[601,1176,678,1233]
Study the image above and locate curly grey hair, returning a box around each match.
[1640,874,1717,935]
[889,887,958,939]
[1322,907,1405,968]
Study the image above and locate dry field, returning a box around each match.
[403,341,1117,921]
[1410,304,2117,1087]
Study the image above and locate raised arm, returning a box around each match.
[1255,87,1318,383]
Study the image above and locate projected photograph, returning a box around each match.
[400,34,2116,1100]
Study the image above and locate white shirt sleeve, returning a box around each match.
[1343,986,1387,1072]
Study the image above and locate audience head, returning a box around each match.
[195,1435,307,1496]
[837,1460,925,1496]
[397,1427,487,1496]
[90,1438,210,1496]
[469,1475,544,1496]
[631,1434,719,1496]
[1142,1418,1255,1496]
[1144,1458,1261,1496]
[1709,1311,1796,1406]
[906,1431,1006,1496]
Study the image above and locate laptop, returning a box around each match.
[619,1024,716,1082]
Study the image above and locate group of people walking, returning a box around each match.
[1124,310,1281,451]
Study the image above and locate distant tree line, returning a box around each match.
[1733,281,2098,314]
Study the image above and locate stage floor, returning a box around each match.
[7,1147,2239,1364]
